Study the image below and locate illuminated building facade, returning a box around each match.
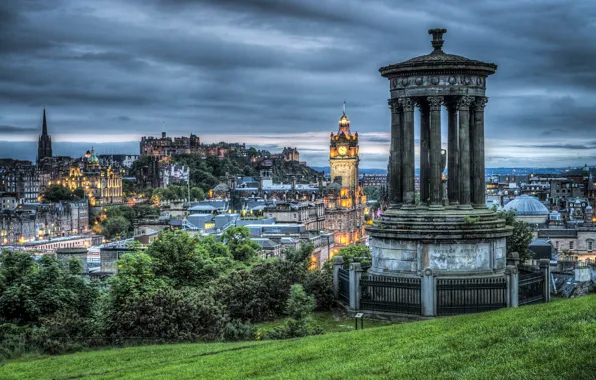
[59,148,123,206]
[325,107,367,253]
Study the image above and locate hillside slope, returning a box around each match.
[2,296,596,379]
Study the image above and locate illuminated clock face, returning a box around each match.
[338,146,348,156]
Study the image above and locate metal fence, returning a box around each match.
[518,267,545,306]
[360,274,421,315]
[436,277,507,316]
[338,268,350,305]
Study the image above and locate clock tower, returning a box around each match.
[325,104,367,255]
[329,107,359,190]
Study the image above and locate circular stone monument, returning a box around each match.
[367,29,512,277]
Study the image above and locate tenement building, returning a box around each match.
[324,107,367,252]
[365,29,513,317]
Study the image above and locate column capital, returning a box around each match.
[427,96,444,111]
[399,97,415,111]
[388,98,402,113]
[456,95,474,111]
[472,96,489,111]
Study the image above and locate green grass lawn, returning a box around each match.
[255,310,396,333]
[2,296,596,379]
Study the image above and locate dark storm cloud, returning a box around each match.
[0,125,37,134]
[0,0,595,167]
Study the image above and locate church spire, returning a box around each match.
[42,108,48,136]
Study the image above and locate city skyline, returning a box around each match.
[1,0,596,168]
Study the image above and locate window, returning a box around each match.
[588,240,593,252]
[569,241,574,250]
[555,241,559,250]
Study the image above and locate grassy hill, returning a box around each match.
[2,296,595,379]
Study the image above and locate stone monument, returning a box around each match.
[368,29,512,278]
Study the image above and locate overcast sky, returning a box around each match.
[1,0,595,168]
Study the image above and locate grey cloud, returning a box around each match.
[0,125,37,133]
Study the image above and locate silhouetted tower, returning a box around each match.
[37,108,52,164]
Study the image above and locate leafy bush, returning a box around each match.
[106,287,228,343]
[266,285,322,340]
[221,320,256,342]
[303,269,334,310]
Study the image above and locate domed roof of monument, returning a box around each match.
[379,28,497,77]
[503,195,549,216]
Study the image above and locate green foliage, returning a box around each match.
[108,251,166,305]
[43,184,78,202]
[363,186,380,201]
[463,215,480,224]
[338,245,372,267]
[221,226,262,262]
[4,296,595,378]
[73,188,86,200]
[303,269,334,311]
[106,287,228,343]
[101,216,131,239]
[0,251,98,326]
[496,208,535,262]
[266,284,321,340]
[147,231,236,287]
[221,320,256,342]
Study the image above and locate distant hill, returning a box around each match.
[3,296,595,378]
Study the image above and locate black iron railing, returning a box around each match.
[338,267,350,305]
[436,277,507,316]
[518,271,545,305]
[360,274,421,315]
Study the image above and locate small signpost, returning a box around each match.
[354,313,364,330]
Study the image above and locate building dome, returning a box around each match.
[503,195,548,216]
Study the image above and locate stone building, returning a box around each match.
[140,132,201,157]
[263,201,325,231]
[325,108,367,252]
[60,148,123,206]
[0,159,41,203]
[503,195,549,224]
[282,147,300,162]
[0,201,89,246]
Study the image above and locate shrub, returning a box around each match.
[221,320,256,342]
[106,287,228,343]
[303,269,334,310]
[266,285,322,340]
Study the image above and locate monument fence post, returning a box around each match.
[332,256,344,299]
[349,262,362,311]
[422,268,436,316]
[540,259,551,303]
[505,265,519,308]
[507,252,520,267]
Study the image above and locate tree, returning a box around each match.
[73,188,86,200]
[0,251,97,325]
[108,251,165,305]
[337,245,372,267]
[190,187,205,201]
[221,226,261,262]
[101,216,131,239]
[43,184,74,202]
[496,209,535,262]
[267,284,320,339]
[147,230,236,286]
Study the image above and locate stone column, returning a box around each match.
[419,100,430,205]
[447,101,459,205]
[400,98,416,208]
[349,262,362,311]
[540,259,551,303]
[505,265,519,308]
[332,255,344,299]
[422,268,436,316]
[457,96,473,209]
[389,99,403,207]
[428,96,444,209]
[471,97,488,208]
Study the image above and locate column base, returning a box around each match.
[429,204,444,211]
[401,204,417,210]
[389,203,402,210]
[473,203,487,209]
[457,204,474,210]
